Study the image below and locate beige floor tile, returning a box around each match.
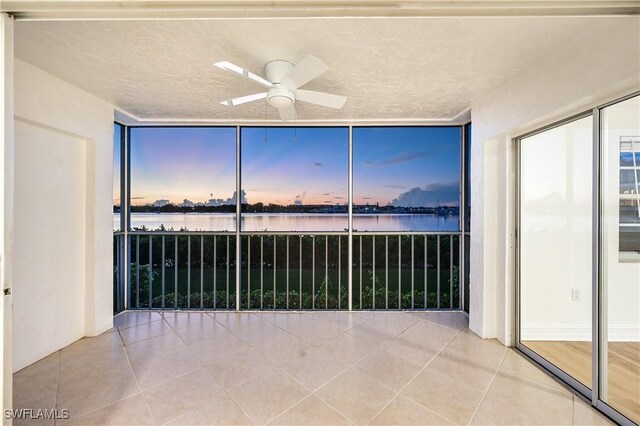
[13,356,59,410]
[125,332,186,366]
[287,321,344,347]
[354,346,422,391]
[401,321,459,347]
[383,333,443,366]
[215,312,265,331]
[163,312,217,331]
[115,311,163,330]
[119,320,173,345]
[426,347,502,392]
[59,346,130,385]
[61,394,154,425]
[499,349,568,392]
[280,349,349,391]
[347,318,410,342]
[444,331,507,367]
[422,312,469,331]
[174,318,235,346]
[470,394,571,425]
[312,312,368,332]
[132,347,201,389]
[142,368,225,425]
[401,368,484,425]
[269,395,351,425]
[315,368,395,425]
[473,371,573,425]
[188,331,250,365]
[573,398,615,425]
[259,313,316,331]
[225,320,290,346]
[57,367,139,420]
[14,351,59,375]
[317,332,384,365]
[369,395,453,425]
[167,393,254,425]
[61,329,123,358]
[207,348,275,391]
[255,333,312,366]
[230,369,309,425]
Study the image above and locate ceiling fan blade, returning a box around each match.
[214,61,273,89]
[281,55,328,89]
[220,92,267,107]
[296,90,346,109]
[278,104,297,121]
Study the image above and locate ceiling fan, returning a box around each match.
[214,56,347,121]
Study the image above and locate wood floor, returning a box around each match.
[523,340,640,424]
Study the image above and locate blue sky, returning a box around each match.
[124,126,461,207]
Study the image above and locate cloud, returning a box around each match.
[384,185,408,189]
[310,162,323,167]
[365,151,430,167]
[323,193,331,196]
[334,196,344,199]
[362,197,372,200]
[390,182,459,207]
[131,196,145,200]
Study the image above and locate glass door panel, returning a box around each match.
[519,115,594,389]
[600,94,640,423]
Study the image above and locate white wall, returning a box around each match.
[469,16,640,344]
[13,59,114,372]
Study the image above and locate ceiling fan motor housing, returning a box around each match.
[264,59,294,84]
[267,85,295,108]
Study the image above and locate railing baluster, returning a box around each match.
[385,235,389,310]
[338,236,341,310]
[372,235,376,309]
[187,235,191,310]
[424,235,428,309]
[226,235,230,309]
[450,235,454,310]
[273,236,277,310]
[312,236,315,310]
[201,236,204,309]
[247,236,251,309]
[398,235,401,309]
[162,236,165,310]
[437,235,441,309]
[213,236,217,309]
[359,235,362,309]
[286,236,290,310]
[411,235,414,309]
[136,235,140,309]
[174,236,178,309]
[149,236,153,309]
[299,235,302,310]
[260,235,264,310]
[325,236,328,310]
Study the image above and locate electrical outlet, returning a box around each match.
[571,288,581,302]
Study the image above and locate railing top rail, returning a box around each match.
[117,230,463,236]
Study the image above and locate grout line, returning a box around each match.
[363,329,462,425]
[466,347,509,425]
[52,351,62,426]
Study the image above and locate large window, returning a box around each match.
[129,127,237,231]
[241,127,348,232]
[353,127,461,231]
[113,123,123,231]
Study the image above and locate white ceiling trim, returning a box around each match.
[4,0,639,21]
[114,107,472,126]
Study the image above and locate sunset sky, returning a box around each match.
[116,125,461,207]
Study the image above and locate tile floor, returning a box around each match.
[14,311,614,425]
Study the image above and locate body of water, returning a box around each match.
[114,213,459,232]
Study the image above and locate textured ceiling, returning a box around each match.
[13,17,631,122]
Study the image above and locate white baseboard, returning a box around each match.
[522,324,639,342]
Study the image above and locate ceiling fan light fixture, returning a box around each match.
[268,95,294,108]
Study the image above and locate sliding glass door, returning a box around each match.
[599,95,640,424]
[517,93,640,425]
